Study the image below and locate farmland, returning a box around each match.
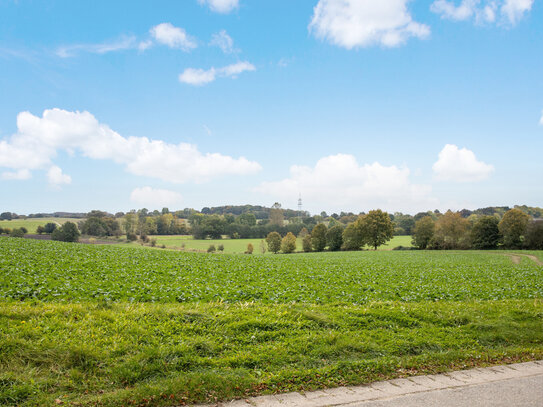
[1,237,543,406]
[0,217,78,233]
[126,235,413,254]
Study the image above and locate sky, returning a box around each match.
[0,0,542,215]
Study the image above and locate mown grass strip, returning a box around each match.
[1,300,542,406]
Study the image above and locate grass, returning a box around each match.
[1,237,542,406]
[0,217,79,233]
[125,235,413,254]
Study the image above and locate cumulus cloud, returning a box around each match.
[210,30,237,54]
[47,165,71,186]
[130,186,183,207]
[179,61,255,85]
[430,0,533,25]
[56,35,138,58]
[1,169,31,180]
[433,144,494,182]
[309,0,430,49]
[255,154,436,213]
[0,108,261,184]
[198,0,239,13]
[150,23,197,51]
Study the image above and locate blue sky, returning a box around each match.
[0,0,541,215]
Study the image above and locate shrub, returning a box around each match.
[259,240,266,254]
[140,234,149,243]
[44,223,57,234]
[207,245,216,253]
[9,228,25,238]
[150,239,157,247]
[126,232,138,242]
[218,244,225,252]
[20,227,28,234]
[36,225,45,234]
[281,232,297,254]
[246,243,254,254]
[51,222,80,243]
[266,231,282,254]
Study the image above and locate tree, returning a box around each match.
[266,231,282,254]
[36,225,45,234]
[326,225,344,251]
[9,228,25,238]
[432,210,470,249]
[269,203,284,226]
[44,223,57,234]
[470,216,500,249]
[302,235,312,252]
[524,220,543,250]
[311,223,327,252]
[499,208,530,249]
[52,221,80,242]
[412,216,435,249]
[281,232,297,253]
[342,222,364,250]
[298,227,309,238]
[80,217,107,236]
[359,209,394,250]
[207,245,216,253]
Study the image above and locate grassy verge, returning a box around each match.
[1,300,542,406]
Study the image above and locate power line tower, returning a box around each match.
[298,193,303,223]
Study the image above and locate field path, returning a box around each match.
[195,361,543,407]
[504,253,543,266]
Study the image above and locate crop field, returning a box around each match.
[0,217,78,233]
[1,237,542,406]
[127,234,413,254]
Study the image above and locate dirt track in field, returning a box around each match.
[505,253,543,266]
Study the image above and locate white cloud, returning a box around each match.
[540,110,543,125]
[47,165,71,186]
[130,186,183,207]
[56,35,138,58]
[255,154,436,213]
[433,144,494,182]
[501,0,533,24]
[309,0,430,49]
[0,108,261,184]
[179,61,255,86]
[150,23,197,51]
[1,169,31,180]
[198,0,239,13]
[430,0,533,25]
[210,30,237,54]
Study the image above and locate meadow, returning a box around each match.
[127,235,413,254]
[1,237,542,406]
[0,217,78,233]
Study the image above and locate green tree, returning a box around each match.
[302,234,312,252]
[52,222,80,243]
[412,216,435,249]
[342,222,364,250]
[325,225,344,251]
[359,209,394,250]
[9,228,25,238]
[470,216,500,249]
[281,232,297,253]
[43,222,57,234]
[525,220,543,250]
[499,208,530,249]
[36,225,45,234]
[311,223,327,252]
[266,231,282,254]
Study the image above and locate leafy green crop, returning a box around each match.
[1,237,542,303]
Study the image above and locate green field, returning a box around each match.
[1,237,542,406]
[128,234,414,254]
[0,217,79,233]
